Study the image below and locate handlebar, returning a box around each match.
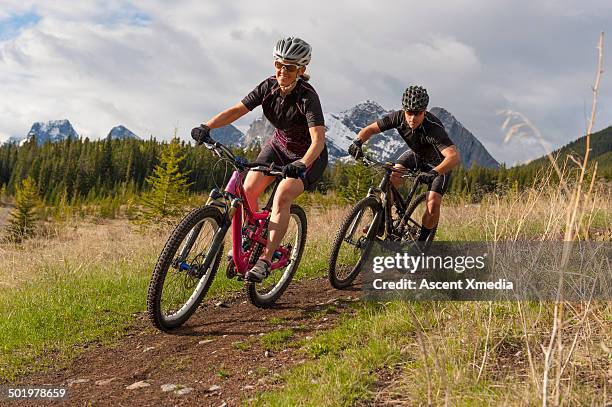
[200,138,297,178]
[360,154,421,179]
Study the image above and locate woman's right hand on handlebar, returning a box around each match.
[191,124,212,144]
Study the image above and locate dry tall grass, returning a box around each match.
[376,32,610,407]
[0,219,169,290]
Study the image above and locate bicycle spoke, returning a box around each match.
[334,204,376,281]
[159,218,218,318]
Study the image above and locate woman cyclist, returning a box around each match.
[191,37,327,283]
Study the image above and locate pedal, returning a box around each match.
[225,257,237,279]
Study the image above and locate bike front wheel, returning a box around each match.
[147,206,226,331]
[328,196,381,289]
[398,192,437,245]
[246,204,307,308]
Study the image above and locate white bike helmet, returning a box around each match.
[273,37,312,66]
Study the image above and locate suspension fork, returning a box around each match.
[177,222,205,263]
[377,171,394,237]
[198,198,240,273]
[176,189,227,263]
[184,199,240,278]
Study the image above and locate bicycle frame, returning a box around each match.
[364,161,426,239]
[223,170,291,275]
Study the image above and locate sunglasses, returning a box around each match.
[405,109,425,116]
[274,60,300,73]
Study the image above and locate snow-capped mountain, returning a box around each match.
[210,124,245,147]
[241,101,405,162]
[239,101,499,167]
[334,100,406,162]
[8,119,79,146]
[3,106,498,168]
[108,125,140,140]
[429,107,499,168]
[244,116,276,148]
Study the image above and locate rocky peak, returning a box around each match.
[20,119,79,145]
[429,107,499,168]
[108,125,140,140]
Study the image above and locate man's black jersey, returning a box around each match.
[242,76,325,159]
[376,110,454,166]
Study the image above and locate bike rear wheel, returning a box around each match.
[246,204,307,308]
[328,196,381,289]
[147,206,225,331]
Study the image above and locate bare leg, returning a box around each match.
[243,170,275,212]
[389,163,406,206]
[260,178,304,262]
[422,191,442,229]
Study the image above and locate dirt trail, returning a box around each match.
[14,277,361,406]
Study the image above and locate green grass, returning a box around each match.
[260,329,294,351]
[254,300,610,406]
[0,261,153,381]
[0,233,329,382]
[217,367,231,379]
[251,301,508,406]
[253,302,413,406]
[268,317,286,325]
[232,341,251,351]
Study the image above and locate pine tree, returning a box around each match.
[338,163,374,204]
[6,177,41,242]
[138,137,193,223]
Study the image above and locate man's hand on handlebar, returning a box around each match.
[418,169,439,184]
[282,161,306,179]
[348,139,364,160]
[191,124,213,145]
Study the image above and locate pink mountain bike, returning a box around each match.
[147,139,307,331]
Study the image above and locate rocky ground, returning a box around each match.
[13,277,361,406]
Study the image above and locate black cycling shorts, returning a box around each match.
[396,150,451,196]
[255,141,328,191]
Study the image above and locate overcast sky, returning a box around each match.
[0,1,610,164]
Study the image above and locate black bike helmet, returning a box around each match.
[402,85,429,111]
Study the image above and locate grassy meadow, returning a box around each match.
[0,181,610,405]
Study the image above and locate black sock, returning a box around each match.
[418,226,432,241]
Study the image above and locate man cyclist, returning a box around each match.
[191,37,327,282]
[348,86,460,241]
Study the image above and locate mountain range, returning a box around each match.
[3,102,499,168]
[240,101,499,167]
[6,120,142,145]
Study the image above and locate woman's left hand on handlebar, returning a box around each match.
[282,161,306,179]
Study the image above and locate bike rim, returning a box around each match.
[254,212,302,299]
[335,205,377,281]
[400,195,429,243]
[160,217,220,322]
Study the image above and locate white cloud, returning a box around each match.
[0,0,610,164]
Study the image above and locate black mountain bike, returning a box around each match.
[328,154,436,289]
